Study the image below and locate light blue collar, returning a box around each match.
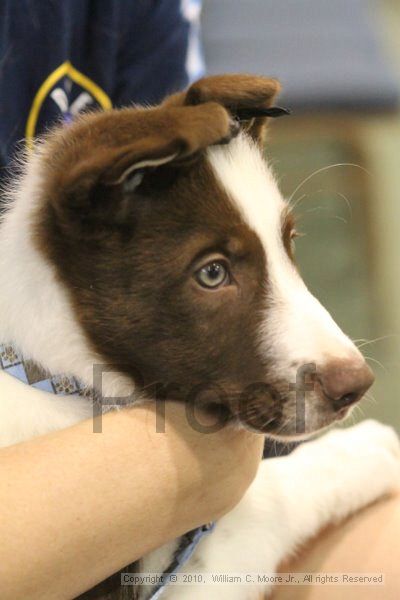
[148,522,215,599]
[0,342,92,397]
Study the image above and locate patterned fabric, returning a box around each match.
[0,342,95,400]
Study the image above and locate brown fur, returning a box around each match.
[164,73,281,144]
[33,74,286,417]
[30,75,288,599]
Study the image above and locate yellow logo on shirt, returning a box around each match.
[26,61,112,148]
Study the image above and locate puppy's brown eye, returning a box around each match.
[195,261,229,289]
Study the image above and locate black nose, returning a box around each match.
[319,358,375,411]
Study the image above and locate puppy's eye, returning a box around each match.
[195,261,229,289]
[290,229,303,248]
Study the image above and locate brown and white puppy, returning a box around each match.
[0,75,399,600]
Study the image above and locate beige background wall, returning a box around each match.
[266,0,400,430]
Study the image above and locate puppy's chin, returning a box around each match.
[234,404,355,441]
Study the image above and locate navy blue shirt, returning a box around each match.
[0,0,204,171]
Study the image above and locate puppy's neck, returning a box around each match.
[0,154,135,399]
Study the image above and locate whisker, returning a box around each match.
[304,188,354,220]
[273,439,278,457]
[260,416,277,431]
[348,408,357,426]
[363,355,388,374]
[331,191,353,218]
[356,334,398,350]
[328,215,348,225]
[304,206,330,214]
[354,403,366,420]
[363,393,378,408]
[288,163,371,204]
[289,192,307,212]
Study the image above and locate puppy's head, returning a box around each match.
[34,74,373,438]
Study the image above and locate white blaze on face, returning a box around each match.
[207,134,359,371]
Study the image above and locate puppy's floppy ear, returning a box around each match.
[164,74,287,144]
[64,136,182,193]
[46,101,238,230]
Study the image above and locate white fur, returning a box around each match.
[158,420,400,600]
[208,135,360,370]
[0,152,135,442]
[0,137,399,600]
[0,370,92,446]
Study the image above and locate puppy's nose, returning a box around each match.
[319,359,374,411]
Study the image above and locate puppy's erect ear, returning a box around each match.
[164,74,286,144]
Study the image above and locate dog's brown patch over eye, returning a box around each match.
[36,148,269,401]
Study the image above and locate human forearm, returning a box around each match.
[0,402,263,599]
